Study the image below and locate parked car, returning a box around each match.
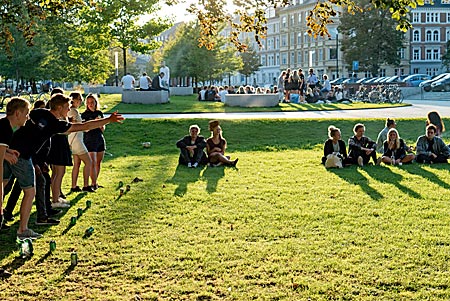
[419,73,450,92]
[330,77,347,85]
[431,75,450,92]
[402,74,431,87]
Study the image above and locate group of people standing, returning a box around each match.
[176,120,238,168]
[323,111,450,168]
[0,92,123,239]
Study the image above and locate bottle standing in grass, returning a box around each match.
[71,252,78,266]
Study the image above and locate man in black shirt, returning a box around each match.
[6,93,124,240]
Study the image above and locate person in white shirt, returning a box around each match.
[121,73,135,90]
[159,61,170,88]
[139,73,151,91]
[218,86,228,103]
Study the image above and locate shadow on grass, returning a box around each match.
[364,165,423,199]
[201,166,226,194]
[330,167,384,200]
[167,164,204,196]
[402,163,450,190]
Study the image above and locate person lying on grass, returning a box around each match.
[206,120,238,167]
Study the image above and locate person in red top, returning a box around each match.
[206,120,238,167]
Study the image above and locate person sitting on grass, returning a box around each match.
[416,124,450,164]
[322,125,351,166]
[381,128,415,165]
[348,123,379,167]
[176,124,208,168]
[376,118,396,154]
[206,120,238,167]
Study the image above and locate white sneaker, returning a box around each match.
[187,162,192,168]
[51,202,70,208]
[357,156,364,167]
[58,197,70,204]
[193,162,198,168]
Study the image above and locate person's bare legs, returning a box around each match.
[71,155,81,189]
[51,165,66,203]
[72,153,91,188]
[95,151,104,181]
[88,152,98,187]
[18,187,35,233]
[210,153,238,166]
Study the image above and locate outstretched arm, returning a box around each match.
[67,112,124,133]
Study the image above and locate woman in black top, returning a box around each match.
[322,125,351,166]
[381,128,415,165]
[206,120,238,167]
[81,94,105,190]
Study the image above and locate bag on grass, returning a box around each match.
[325,153,343,169]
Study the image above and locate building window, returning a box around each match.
[297,33,302,45]
[281,53,287,65]
[282,16,287,28]
[448,12,450,23]
[261,55,266,66]
[413,30,420,42]
[413,48,420,60]
[426,12,439,23]
[281,34,287,47]
[275,37,279,49]
[290,33,295,46]
[397,48,405,59]
[433,48,440,60]
[413,68,419,74]
[298,13,302,24]
[426,30,432,41]
[433,30,439,41]
[412,12,420,23]
[290,52,295,64]
[276,53,280,65]
[318,49,323,61]
[290,15,295,26]
[447,29,450,41]
[379,69,386,76]
[297,52,302,64]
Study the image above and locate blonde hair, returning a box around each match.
[328,125,340,139]
[6,97,30,116]
[387,128,400,150]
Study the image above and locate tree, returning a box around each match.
[238,44,261,85]
[338,0,405,76]
[188,0,427,51]
[442,41,450,72]
[154,23,242,87]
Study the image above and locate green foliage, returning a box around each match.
[442,40,450,72]
[3,118,450,300]
[239,43,262,83]
[339,0,405,76]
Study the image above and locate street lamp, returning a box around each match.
[114,51,119,86]
[335,31,339,78]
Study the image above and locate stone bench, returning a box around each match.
[169,87,193,96]
[121,90,169,104]
[224,94,279,107]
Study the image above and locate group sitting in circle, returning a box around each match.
[323,112,450,168]
[176,120,238,168]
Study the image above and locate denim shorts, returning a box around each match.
[3,157,35,189]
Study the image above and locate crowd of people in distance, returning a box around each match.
[323,112,450,168]
[277,67,348,104]
[0,90,124,277]
[176,120,238,168]
[197,85,276,103]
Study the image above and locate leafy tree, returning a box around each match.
[154,23,242,87]
[239,44,261,85]
[442,41,450,72]
[338,0,405,76]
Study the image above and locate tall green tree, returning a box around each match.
[239,44,261,85]
[338,0,405,76]
[442,41,450,72]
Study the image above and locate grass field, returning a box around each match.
[86,94,408,114]
[2,118,450,300]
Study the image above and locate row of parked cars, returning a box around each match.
[330,74,435,87]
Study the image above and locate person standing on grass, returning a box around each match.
[381,128,415,165]
[348,123,379,167]
[416,124,450,164]
[176,125,208,168]
[206,120,238,167]
[5,93,124,240]
[68,92,93,192]
[376,118,396,154]
[81,94,106,190]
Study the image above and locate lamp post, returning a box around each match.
[114,51,119,86]
[335,32,339,78]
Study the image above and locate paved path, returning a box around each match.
[123,92,450,119]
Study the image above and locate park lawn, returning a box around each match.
[2,118,450,300]
[94,94,408,114]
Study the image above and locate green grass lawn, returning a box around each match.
[93,94,408,114]
[2,118,450,300]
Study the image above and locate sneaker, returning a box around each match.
[17,228,42,240]
[187,162,192,168]
[48,208,63,216]
[376,157,382,165]
[357,156,364,167]
[0,269,12,278]
[70,186,82,192]
[232,158,239,167]
[82,186,96,192]
[192,162,198,168]
[58,197,70,204]
[35,218,60,225]
[51,202,70,209]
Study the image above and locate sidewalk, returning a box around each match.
[123,93,450,120]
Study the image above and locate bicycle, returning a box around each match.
[18,90,50,105]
